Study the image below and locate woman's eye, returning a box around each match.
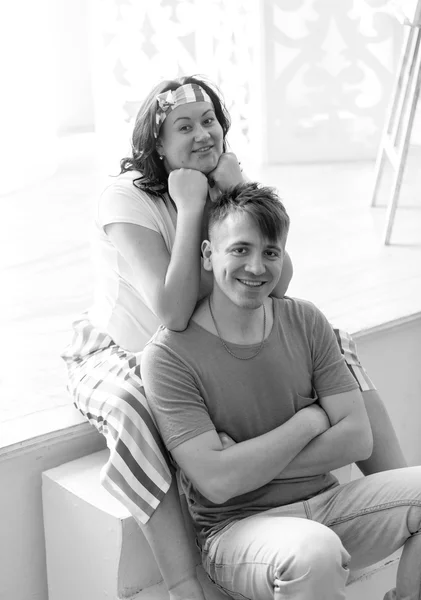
[203,118,215,126]
[179,125,191,132]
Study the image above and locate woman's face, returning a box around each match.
[157,101,224,175]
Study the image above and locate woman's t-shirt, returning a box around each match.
[88,171,177,352]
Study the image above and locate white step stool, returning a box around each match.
[42,450,399,600]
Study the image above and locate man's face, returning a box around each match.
[157,101,224,175]
[203,211,286,310]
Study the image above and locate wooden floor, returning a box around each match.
[2,133,421,423]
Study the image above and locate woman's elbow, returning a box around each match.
[164,317,189,332]
[158,309,190,331]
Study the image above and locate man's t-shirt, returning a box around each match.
[141,297,359,543]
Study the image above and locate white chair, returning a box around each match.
[370,0,421,244]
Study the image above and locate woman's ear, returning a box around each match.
[155,138,164,158]
[201,240,213,272]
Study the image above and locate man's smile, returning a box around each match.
[237,279,266,288]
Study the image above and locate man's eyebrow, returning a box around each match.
[226,241,252,249]
[227,241,282,251]
[173,108,214,125]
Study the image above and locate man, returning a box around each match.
[142,182,421,600]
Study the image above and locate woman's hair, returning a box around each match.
[120,75,231,196]
[208,182,290,245]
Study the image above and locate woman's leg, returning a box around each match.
[79,362,205,600]
[357,389,407,474]
[140,478,203,600]
[63,319,205,600]
[333,328,407,474]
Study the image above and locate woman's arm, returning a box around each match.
[105,169,209,331]
[356,389,407,474]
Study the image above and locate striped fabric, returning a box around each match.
[333,328,376,392]
[154,83,213,137]
[61,315,172,524]
[61,318,375,524]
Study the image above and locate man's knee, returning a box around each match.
[273,524,350,597]
[206,519,350,600]
[281,524,348,577]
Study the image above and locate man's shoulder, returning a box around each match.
[275,296,323,319]
[144,325,184,355]
[143,322,203,363]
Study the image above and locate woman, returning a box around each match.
[62,75,406,600]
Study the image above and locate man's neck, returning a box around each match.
[194,292,271,345]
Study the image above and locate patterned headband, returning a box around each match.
[154,83,213,138]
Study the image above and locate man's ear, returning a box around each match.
[201,240,213,272]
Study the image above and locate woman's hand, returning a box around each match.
[168,168,208,213]
[208,152,243,193]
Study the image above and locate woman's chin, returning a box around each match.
[196,157,219,175]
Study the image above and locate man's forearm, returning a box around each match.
[194,407,326,504]
[279,415,373,478]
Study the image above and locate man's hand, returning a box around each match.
[168,168,208,213]
[207,152,243,193]
[218,431,236,449]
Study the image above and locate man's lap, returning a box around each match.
[308,465,421,569]
[202,466,421,586]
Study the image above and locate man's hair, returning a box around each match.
[208,182,290,244]
[119,75,231,197]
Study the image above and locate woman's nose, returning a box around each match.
[194,125,211,142]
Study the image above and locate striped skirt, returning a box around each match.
[61,315,376,525]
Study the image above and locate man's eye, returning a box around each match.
[265,251,280,258]
[233,248,246,255]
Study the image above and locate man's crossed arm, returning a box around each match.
[171,389,373,505]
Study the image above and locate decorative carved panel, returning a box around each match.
[263,0,402,161]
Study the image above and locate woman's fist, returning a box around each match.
[168,168,209,212]
[208,152,243,193]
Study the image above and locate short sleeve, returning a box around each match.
[98,180,161,233]
[141,341,216,452]
[308,303,359,397]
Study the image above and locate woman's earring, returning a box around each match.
[158,155,164,161]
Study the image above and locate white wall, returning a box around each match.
[54,0,95,135]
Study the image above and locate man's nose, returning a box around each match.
[244,255,265,275]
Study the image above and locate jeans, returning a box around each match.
[202,467,421,600]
